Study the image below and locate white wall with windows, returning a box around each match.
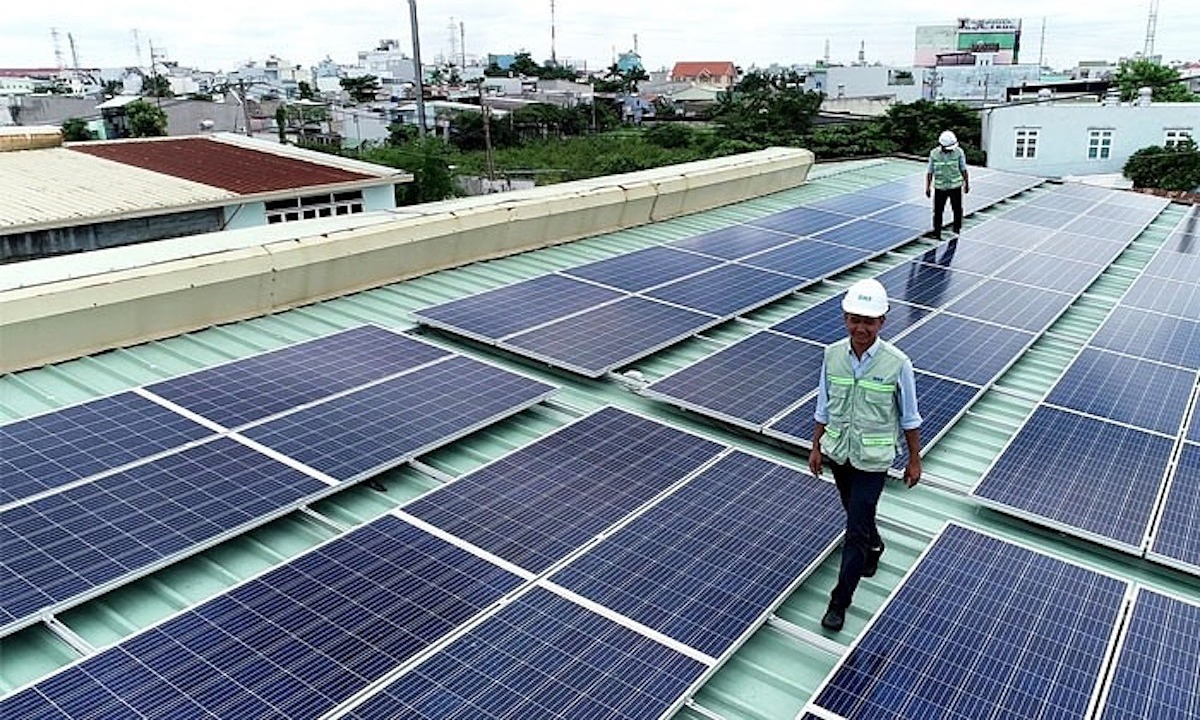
[982,102,1197,177]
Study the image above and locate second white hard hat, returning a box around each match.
[939,130,958,148]
[842,278,890,317]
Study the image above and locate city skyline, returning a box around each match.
[4,1,1199,74]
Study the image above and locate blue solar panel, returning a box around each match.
[402,407,724,573]
[241,355,554,481]
[807,193,898,217]
[869,202,933,230]
[501,296,717,377]
[960,218,1048,250]
[874,259,985,309]
[1121,274,1200,321]
[551,451,843,658]
[995,253,1102,293]
[644,332,824,427]
[1191,399,1200,443]
[1090,306,1200,370]
[1046,348,1194,435]
[0,437,327,633]
[813,218,919,252]
[1061,215,1146,243]
[943,279,1074,332]
[896,314,1034,385]
[644,263,803,317]
[1026,193,1098,214]
[0,392,211,505]
[0,516,524,719]
[973,406,1174,550]
[738,238,868,280]
[1036,230,1129,265]
[745,206,853,236]
[669,223,796,259]
[561,245,723,292]
[146,325,452,428]
[857,180,926,202]
[413,274,624,341]
[344,586,708,720]
[1148,442,1200,573]
[997,203,1078,229]
[1097,588,1200,720]
[1143,236,1200,284]
[807,523,1128,720]
[770,296,931,345]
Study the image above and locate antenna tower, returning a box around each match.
[550,0,557,65]
[1143,0,1160,57]
[68,33,81,71]
[447,18,458,66]
[51,28,65,69]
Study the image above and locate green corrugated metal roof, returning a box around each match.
[1,157,1196,719]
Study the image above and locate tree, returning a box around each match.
[125,100,169,137]
[508,51,541,77]
[878,100,984,164]
[275,107,287,143]
[143,74,173,98]
[101,80,123,98]
[1123,139,1200,191]
[360,137,458,204]
[297,81,317,100]
[61,117,94,142]
[340,75,382,103]
[1114,59,1197,103]
[710,69,823,146]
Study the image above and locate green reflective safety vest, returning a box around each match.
[928,147,966,190]
[821,338,906,472]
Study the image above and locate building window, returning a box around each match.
[1015,128,1038,158]
[1087,129,1113,160]
[1165,128,1193,148]
[265,190,365,224]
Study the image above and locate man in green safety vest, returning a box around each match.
[809,278,922,633]
[925,129,971,240]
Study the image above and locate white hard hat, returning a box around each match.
[939,130,958,148]
[842,278,889,317]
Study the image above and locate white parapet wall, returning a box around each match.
[0,147,815,372]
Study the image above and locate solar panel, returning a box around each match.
[644,263,803,317]
[805,523,1128,720]
[1060,216,1146,243]
[1089,306,1200,370]
[868,203,932,230]
[241,355,554,481]
[501,296,717,377]
[0,437,328,634]
[738,238,869,279]
[0,391,211,505]
[996,203,1078,229]
[874,260,986,309]
[561,245,723,292]
[812,218,919,252]
[1096,588,1200,720]
[745,206,854,237]
[643,332,825,427]
[896,314,1035,385]
[911,239,1024,275]
[1191,398,1200,442]
[1036,230,1130,265]
[972,406,1174,551]
[343,586,708,720]
[995,252,1103,293]
[1120,274,1200,321]
[0,515,525,719]
[550,450,844,658]
[401,407,724,573]
[1025,193,1098,214]
[146,325,452,428]
[770,296,931,345]
[762,396,818,446]
[1142,235,1200,284]
[943,279,1075,332]
[857,179,926,202]
[1045,348,1194,435]
[807,193,898,217]
[959,218,1048,250]
[1086,201,1158,223]
[412,274,624,341]
[1147,442,1200,574]
[669,223,797,259]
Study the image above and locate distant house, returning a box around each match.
[669,61,738,89]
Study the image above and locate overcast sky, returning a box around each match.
[4,1,1198,74]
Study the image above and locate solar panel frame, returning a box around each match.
[1145,441,1200,576]
[560,245,724,292]
[803,522,1131,720]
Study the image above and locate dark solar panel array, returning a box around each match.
[805,523,1129,720]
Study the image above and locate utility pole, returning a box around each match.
[1038,17,1046,68]
[479,82,494,181]
[550,0,557,65]
[1143,0,1160,57]
[149,39,162,108]
[459,21,466,69]
[407,0,427,137]
[237,80,252,136]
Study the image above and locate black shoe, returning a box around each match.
[923,230,941,240]
[864,544,885,578]
[821,604,845,632]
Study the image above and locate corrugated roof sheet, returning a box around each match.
[69,136,375,194]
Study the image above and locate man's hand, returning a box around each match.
[963,183,971,194]
[808,447,823,477]
[925,186,931,198]
[903,455,922,488]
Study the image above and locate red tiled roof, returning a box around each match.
[670,61,737,78]
[70,138,374,194]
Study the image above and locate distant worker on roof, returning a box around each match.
[925,129,970,240]
[809,278,922,633]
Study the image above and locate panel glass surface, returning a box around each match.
[1089,306,1200,370]
[146,325,452,428]
[502,296,716,377]
[1036,231,1129,265]
[807,193,898,217]
[868,203,933,230]
[910,239,1024,275]
[0,437,327,631]
[345,586,708,720]
[808,523,1128,720]
[1148,442,1200,572]
[1025,193,1098,214]
[644,263,803,317]
[874,260,986,309]
[645,332,825,426]
[551,451,843,657]
[994,253,1103,293]
[896,314,1034,385]
[1060,216,1145,244]
[412,274,624,340]
[812,218,919,252]
[1142,236,1200,284]
[745,206,854,237]
[1120,275,1200,321]
[856,179,925,202]
[996,203,1078,229]
[959,218,1049,250]
[0,392,211,505]
[738,239,868,280]
[1191,396,1200,443]
[943,279,1074,332]
[0,516,523,719]
[560,246,722,292]
[1045,348,1194,435]
[403,407,724,573]
[972,406,1174,549]
[669,223,798,259]
[770,297,930,345]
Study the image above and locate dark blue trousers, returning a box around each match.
[829,459,886,611]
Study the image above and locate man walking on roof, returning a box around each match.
[925,130,970,240]
[809,278,922,633]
